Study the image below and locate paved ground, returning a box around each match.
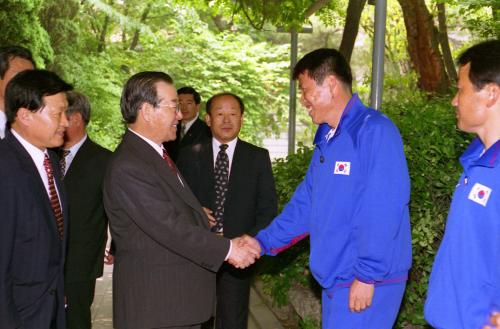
[91,265,283,329]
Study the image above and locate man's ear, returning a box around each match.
[138,102,154,122]
[324,74,338,96]
[205,113,211,127]
[69,112,84,127]
[484,83,499,108]
[16,108,33,127]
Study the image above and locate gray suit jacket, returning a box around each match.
[103,130,230,329]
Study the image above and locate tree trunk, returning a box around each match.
[397,0,450,94]
[436,2,457,82]
[97,14,110,52]
[304,0,331,18]
[339,0,367,63]
[129,3,152,51]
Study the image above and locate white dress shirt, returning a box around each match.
[128,128,184,186]
[211,137,237,175]
[128,129,232,256]
[181,116,198,137]
[0,111,7,139]
[61,134,87,175]
[11,129,61,200]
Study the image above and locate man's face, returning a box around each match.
[298,72,335,125]
[0,57,34,104]
[452,63,490,134]
[206,95,243,143]
[152,81,181,143]
[178,93,199,123]
[27,92,69,149]
[64,112,85,143]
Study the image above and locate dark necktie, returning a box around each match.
[43,154,64,239]
[59,149,70,178]
[180,124,186,140]
[213,144,229,234]
[162,148,178,176]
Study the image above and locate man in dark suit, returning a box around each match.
[0,69,72,329]
[60,91,112,329]
[0,46,35,139]
[177,92,278,329]
[164,86,211,160]
[103,72,260,329]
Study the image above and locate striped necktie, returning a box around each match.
[43,154,64,239]
[59,149,70,178]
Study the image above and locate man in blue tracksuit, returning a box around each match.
[424,40,500,329]
[242,48,412,328]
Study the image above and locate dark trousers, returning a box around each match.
[214,264,251,329]
[65,280,96,329]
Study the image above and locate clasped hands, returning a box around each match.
[202,207,262,269]
[227,235,262,269]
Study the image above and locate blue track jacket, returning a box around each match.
[256,94,412,291]
[425,138,500,329]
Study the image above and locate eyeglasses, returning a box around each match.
[155,103,181,113]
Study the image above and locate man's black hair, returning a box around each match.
[206,92,245,115]
[0,46,35,79]
[457,40,500,90]
[177,86,201,105]
[293,48,352,91]
[120,71,173,124]
[6,69,73,124]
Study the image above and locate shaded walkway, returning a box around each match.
[91,265,283,329]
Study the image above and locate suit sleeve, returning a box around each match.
[352,119,411,282]
[104,162,230,272]
[0,171,22,328]
[255,161,313,256]
[247,149,278,236]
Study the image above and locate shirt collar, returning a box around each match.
[0,111,6,139]
[212,137,237,154]
[11,128,47,165]
[182,116,199,132]
[65,134,87,155]
[313,93,360,145]
[461,138,500,169]
[128,128,164,157]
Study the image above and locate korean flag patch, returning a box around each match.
[334,161,351,175]
[468,183,492,207]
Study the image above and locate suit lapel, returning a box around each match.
[64,138,92,179]
[201,141,215,206]
[124,131,206,219]
[227,139,244,195]
[6,134,65,242]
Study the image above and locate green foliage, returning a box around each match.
[388,93,472,327]
[0,0,53,64]
[259,91,472,327]
[300,316,321,329]
[258,145,314,306]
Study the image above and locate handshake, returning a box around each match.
[227,235,262,269]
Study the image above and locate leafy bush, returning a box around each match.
[258,92,473,328]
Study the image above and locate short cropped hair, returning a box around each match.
[120,71,173,124]
[457,40,500,90]
[5,69,73,124]
[177,86,201,105]
[206,92,245,115]
[66,91,91,125]
[0,46,36,79]
[293,48,352,90]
